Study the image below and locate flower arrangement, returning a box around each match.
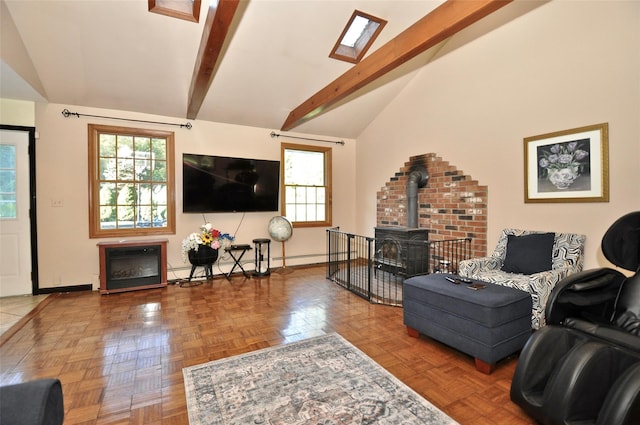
[538,141,589,172]
[181,223,234,262]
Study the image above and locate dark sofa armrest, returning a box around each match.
[565,318,640,352]
[555,268,626,292]
[546,268,626,325]
[0,378,64,425]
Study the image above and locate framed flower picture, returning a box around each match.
[524,123,609,203]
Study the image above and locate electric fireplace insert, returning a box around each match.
[98,239,167,294]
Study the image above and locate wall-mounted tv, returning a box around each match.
[183,153,280,213]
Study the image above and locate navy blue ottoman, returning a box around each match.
[403,274,532,373]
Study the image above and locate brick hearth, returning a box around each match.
[376,153,487,259]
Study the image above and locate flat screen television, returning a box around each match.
[183,153,280,213]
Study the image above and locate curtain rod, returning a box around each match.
[270,131,344,146]
[61,108,192,129]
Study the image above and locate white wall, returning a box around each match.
[34,103,356,289]
[356,0,640,270]
[0,0,47,100]
[0,99,35,126]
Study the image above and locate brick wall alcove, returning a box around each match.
[376,153,488,259]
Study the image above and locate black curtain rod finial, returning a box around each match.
[61,108,79,118]
[270,131,344,146]
[61,108,192,129]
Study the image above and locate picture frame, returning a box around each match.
[524,123,609,203]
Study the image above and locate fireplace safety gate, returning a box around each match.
[326,228,471,306]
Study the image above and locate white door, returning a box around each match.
[0,129,32,296]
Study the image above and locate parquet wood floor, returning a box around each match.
[0,265,535,424]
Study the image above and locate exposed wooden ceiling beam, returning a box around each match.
[281,0,513,131]
[187,0,240,120]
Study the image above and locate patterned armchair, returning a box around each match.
[459,229,586,329]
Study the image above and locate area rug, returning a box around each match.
[183,333,458,424]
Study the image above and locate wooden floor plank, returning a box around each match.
[0,265,534,424]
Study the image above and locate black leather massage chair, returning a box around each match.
[510,211,640,425]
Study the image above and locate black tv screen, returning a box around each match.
[183,153,280,213]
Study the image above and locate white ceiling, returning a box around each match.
[3,0,457,139]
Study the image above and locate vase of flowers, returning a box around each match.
[538,141,589,190]
[181,223,234,264]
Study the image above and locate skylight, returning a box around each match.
[148,0,201,23]
[330,10,387,64]
[341,15,370,47]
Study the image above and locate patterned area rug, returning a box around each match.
[183,333,458,424]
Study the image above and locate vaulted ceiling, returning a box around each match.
[1,0,515,139]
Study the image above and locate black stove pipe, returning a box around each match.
[407,165,428,228]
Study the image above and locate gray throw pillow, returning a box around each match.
[501,233,555,275]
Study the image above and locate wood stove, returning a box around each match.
[374,227,429,277]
